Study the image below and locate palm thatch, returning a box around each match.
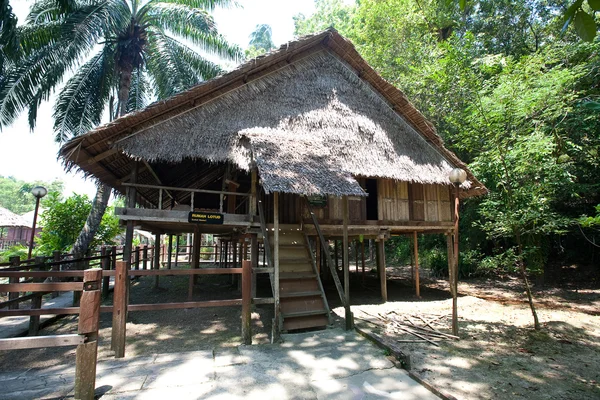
[59,28,487,199]
[0,207,29,228]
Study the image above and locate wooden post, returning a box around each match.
[112,260,128,358]
[175,235,180,268]
[315,235,321,275]
[73,252,83,307]
[273,192,281,342]
[28,256,45,335]
[111,245,117,267]
[52,251,60,298]
[74,268,102,400]
[413,231,420,298]
[8,256,19,309]
[101,247,110,299]
[361,239,366,283]
[342,196,353,330]
[249,168,258,216]
[167,234,173,270]
[189,228,201,300]
[452,185,460,336]
[154,234,161,289]
[376,239,387,303]
[250,234,258,298]
[446,232,458,336]
[242,260,252,345]
[334,240,339,270]
[140,245,146,270]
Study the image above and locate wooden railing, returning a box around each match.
[0,268,102,400]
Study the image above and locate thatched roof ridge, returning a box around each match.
[0,207,29,228]
[59,28,487,199]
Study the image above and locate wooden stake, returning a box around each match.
[154,234,160,288]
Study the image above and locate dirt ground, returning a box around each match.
[1,263,599,400]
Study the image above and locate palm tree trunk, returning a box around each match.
[72,183,111,255]
[71,59,135,255]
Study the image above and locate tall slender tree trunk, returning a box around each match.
[71,56,136,255]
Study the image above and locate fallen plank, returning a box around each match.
[0,334,84,350]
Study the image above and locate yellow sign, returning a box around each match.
[188,212,224,225]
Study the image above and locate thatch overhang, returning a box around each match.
[0,207,29,228]
[59,28,487,202]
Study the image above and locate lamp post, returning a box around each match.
[449,168,466,336]
[27,186,47,260]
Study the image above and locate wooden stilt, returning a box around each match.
[175,235,180,268]
[446,233,458,335]
[242,260,252,345]
[189,228,201,299]
[413,231,420,298]
[153,234,160,289]
[167,234,173,270]
[334,240,339,270]
[273,192,281,342]
[250,234,258,298]
[342,196,353,330]
[361,239,366,283]
[376,239,387,303]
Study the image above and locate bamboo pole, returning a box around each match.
[413,231,420,297]
[273,192,281,342]
[342,196,353,330]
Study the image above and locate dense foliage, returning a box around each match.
[36,193,121,254]
[0,176,63,214]
[296,0,600,279]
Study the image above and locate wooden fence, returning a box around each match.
[0,268,102,400]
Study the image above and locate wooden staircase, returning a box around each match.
[265,226,331,331]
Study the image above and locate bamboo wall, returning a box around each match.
[270,178,453,224]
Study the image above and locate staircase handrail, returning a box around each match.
[304,197,349,310]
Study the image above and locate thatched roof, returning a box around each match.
[0,207,29,228]
[59,29,487,199]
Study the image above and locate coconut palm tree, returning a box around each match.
[248,23,275,52]
[0,0,241,254]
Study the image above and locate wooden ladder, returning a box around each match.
[266,226,331,331]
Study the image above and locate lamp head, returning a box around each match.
[449,168,467,185]
[31,186,48,199]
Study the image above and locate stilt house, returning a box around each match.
[60,29,486,334]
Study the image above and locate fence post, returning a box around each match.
[111,246,117,268]
[101,247,110,299]
[8,256,20,309]
[135,246,141,270]
[73,252,83,307]
[112,260,128,358]
[52,251,61,298]
[74,268,101,400]
[242,260,252,345]
[28,256,45,335]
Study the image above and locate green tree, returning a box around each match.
[0,0,241,255]
[294,0,357,37]
[37,192,121,253]
[0,176,64,214]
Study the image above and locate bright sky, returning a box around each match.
[0,0,317,198]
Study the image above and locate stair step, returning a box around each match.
[278,258,309,263]
[283,315,328,331]
[282,309,328,318]
[280,291,322,298]
[279,273,316,280]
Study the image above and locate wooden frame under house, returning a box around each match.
[59,29,487,337]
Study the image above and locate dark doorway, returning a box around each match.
[365,179,378,220]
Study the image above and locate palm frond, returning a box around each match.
[126,68,151,113]
[53,46,115,142]
[143,2,242,61]
[0,1,129,129]
[146,0,237,12]
[0,0,19,67]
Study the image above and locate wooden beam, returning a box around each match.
[128,268,242,276]
[112,260,128,358]
[122,182,249,197]
[0,282,82,292]
[249,169,258,216]
[85,148,119,165]
[127,299,242,312]
[0,334,84,350]
[342,196,353,330]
